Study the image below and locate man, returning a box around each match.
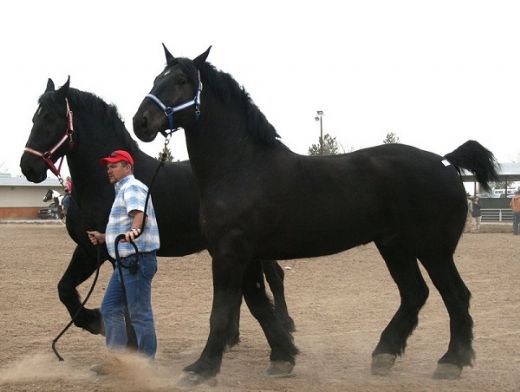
[60,176,73,215]
[87,150,160,368]
[471,196,482,233]
[510,190,520,235]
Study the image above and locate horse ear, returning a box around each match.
[193,46,212,67]
[56,76,70,98]
[45,78,55,92]
[162,43,175,65]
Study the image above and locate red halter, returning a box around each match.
[24,98,75,178]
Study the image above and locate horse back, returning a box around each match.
[200,143,466,259]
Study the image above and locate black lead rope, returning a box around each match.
[52,245,103,361]
[111,155,166,350]
[51,145,169,361]
[114,233,139,341]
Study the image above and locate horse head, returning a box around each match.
[20,77,74,183]
[133,44,211,143]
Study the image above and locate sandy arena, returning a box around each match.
[0,224,519,391]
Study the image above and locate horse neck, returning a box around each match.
[66,111,137,198]
[184,98,263,183]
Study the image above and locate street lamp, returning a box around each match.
[314,110,324,155]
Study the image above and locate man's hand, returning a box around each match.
[87,230,105,245]
[124,227,141,243]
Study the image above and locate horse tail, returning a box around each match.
[444,140,500,192]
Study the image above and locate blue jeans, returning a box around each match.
[513,213,520,235]
[62,194,71,210]
[101,252,157,358]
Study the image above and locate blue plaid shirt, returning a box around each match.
[105,174,160,258]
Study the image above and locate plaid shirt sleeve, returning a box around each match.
[124,183,148,214]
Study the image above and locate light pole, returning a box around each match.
[314,110,324,155]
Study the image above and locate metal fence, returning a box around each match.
[481,208,513,222]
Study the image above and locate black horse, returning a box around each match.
[20,78,294,350]
[133,45,499,387]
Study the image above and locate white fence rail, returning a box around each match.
[481,208,513,222]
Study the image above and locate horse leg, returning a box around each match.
[178,247,248,387]
[372,239,429,375]
[224,295,241,351]
[418,254,474,379]
[262,259,296,332]
[57,245,105,335]
[242,261,298,377]
[224,260,292,351]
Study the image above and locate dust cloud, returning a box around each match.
[0,352,181,391]
[0,352,88,383]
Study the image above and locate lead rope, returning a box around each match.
[52,245,103,361]
[51,134,172,361]
[112,135,171,344]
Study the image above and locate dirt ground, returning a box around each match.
[0,224,519,392]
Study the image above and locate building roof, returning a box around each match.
[0,175,61,187]
[496,162,520,177]
[461,162,520,182]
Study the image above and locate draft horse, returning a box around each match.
[133,45,499,387]
[20,78,294,350]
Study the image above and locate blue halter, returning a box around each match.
[145,71,203,137]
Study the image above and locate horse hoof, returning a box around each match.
[433,363,462,380]
[282,317,296,333]
[176,371,217,389]
[224,337,240,352]
[371,353,396,376]
[265,361,294,378]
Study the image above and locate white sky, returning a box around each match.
[2,0,520,177]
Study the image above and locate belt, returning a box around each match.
[119,251,156,261]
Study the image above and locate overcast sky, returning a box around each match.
[2,0,520,177]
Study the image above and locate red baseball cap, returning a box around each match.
[100,150,134,166]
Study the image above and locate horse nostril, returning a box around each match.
[133,113,147,131]
[140,113,148,129]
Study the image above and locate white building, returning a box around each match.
[0,173,62,219]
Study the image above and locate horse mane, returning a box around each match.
[177,58,281,146]
[39,87,139,154]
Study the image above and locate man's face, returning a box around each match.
[106,161,131,184]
